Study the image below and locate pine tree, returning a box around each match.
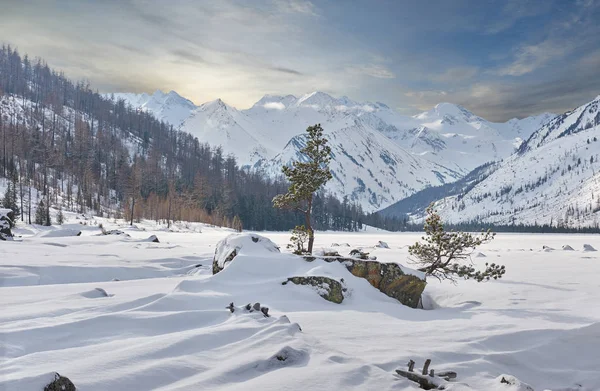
[56,206,65,225]
[273,124,332,253]
[35,200,46,225]
[2,179,20,220]
[408,204,505,282]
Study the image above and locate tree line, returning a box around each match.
[0,44,395,231]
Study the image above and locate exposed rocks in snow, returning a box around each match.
[497,374,535,391]
[258,346,309,371]
[212,233,280,274]
[543,245,555,252]
[375,240,390,249]
[331,242,350,247]
[103,229,130,237]
[227,302,270,317]
[304,256,426,308]
[562,245,575,251]
[475,252,487,258]
[315,248,341,257]
[583,244,597,252]
[146,235,159,243]
[0,208,14,241]
[43,373,76,391]
[283,276,345,304]
[349,248,376,260]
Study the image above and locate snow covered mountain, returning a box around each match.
[112,90,554,212]
[426,96,600,227]
[110,90,196,128]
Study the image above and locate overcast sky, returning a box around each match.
[2,0,600,121]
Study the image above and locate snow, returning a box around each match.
[2,218,600,391]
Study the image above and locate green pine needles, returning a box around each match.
[273,124,332,254]
[409,204,506,282]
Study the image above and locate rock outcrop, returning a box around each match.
[213,233,280,274]
[0,208,14,241]
[304,256,426,308]
[283,276,345,304]
[44,373,76,391]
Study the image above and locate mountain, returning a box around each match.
[413,96,600,227]
[110,90,196,128]
[114,90,555,212]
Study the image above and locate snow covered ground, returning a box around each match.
[1,217,599,390]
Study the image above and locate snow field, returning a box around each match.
[1,219,600,390]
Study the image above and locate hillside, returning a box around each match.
[0,46,375,232]
[420,96,600,227]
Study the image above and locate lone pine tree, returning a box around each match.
[273,124,332,253]
[409,204,505,282]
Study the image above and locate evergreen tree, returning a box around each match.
[2,179,20,220]
[35,200,46,225]
[273,124,332,253]
[408,204,505,282]
[56,206,65,225]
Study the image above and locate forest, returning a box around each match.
[0,45,385,232]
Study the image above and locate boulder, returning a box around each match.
[104,229,130,237]
[562,245,574,251]
[0,208,15,241]
[146,235,159,243]
[44,373,76,391]
[213,233,280,274]
[283,276,345,304]
[497,374,534,391]
[375,240,390,249]
[583,244,597,252]
[303,256,426,308]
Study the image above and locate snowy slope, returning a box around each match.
[114,90,554,212]
[427,96,600,227]
[2,219,600,391]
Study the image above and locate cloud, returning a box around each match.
[272,0,318,16]
[263,102,286,110]
[270,66,303,76]
[432,67,479,83]
[348,64,395,79]
[496,40,568,76]
[171,49,206,64]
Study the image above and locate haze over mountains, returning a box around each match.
[112,90,555,212]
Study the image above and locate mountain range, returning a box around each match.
[112,90,555,212]
[422,95,600,227]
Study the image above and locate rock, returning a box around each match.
[147,235,159,243]
[562,245,575,251]
[283,276,345,304]
[475,252,487,258]
[583,244,597,252]
[375,240,390,249]
[303,256,426,308]
[0,208,15,241]
[252,302,261,311]
[543,245,554,251]
[104,229,130,237]
[497,374,534,391]
[315,248,341,257]
[349,249,369,259]
[44,373,76,391]
[212,233,280,274]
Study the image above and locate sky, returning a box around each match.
[2,0,600,121]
